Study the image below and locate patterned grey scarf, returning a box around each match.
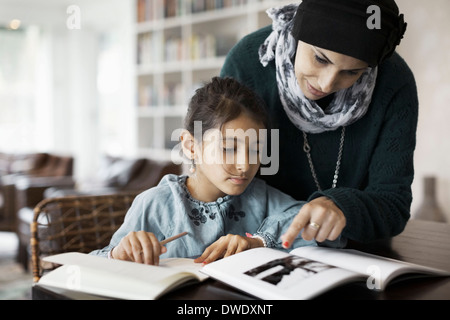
[259,4,378,134]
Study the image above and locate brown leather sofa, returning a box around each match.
[0,152,74,233]
[41,155,183,197]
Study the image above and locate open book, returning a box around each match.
[37,252,208,300]
[201,246,450,300]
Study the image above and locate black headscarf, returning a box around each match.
[291,0,407,66]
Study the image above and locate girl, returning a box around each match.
[91,77,316,265]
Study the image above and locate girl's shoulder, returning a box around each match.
[243,177,275,198]
[134,174,187,205]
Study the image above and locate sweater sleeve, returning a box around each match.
[309,72,419,243]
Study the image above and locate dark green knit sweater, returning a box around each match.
[220,25,419,243]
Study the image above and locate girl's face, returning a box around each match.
[294,41,369,101]
[188,113,266,203]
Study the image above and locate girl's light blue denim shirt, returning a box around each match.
[91,174,318,259]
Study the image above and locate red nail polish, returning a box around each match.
[283,241,290,248]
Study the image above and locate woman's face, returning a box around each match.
[294,41,369,101]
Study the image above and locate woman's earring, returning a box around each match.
[189,158,196,174]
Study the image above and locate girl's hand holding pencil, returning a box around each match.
[110,231,187,266]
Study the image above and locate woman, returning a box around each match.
[220,0,418,246]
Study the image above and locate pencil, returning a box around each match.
[160,231,188,246]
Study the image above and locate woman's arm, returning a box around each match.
[317,78,418,242]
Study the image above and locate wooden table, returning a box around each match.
[32,219,450,300]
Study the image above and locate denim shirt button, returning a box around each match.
[217,197,224,204]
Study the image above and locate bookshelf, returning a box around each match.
[135,0,292,160]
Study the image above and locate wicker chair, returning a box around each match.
[31,192,139,283]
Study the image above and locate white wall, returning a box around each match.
[396,0,450,221]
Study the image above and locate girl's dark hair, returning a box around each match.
[184,77,269,136]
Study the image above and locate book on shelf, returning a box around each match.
[37,252,208,300]
[201,246,450,300]
[138,84,158,107]
[137,32,163,65]
[137,32,231,66]
[189,34,217,60]
[137,0,250,23]
[165,36,184,62]
[163,83,186,106]
[138,83,185,107]
[191,0,249,14]
[137,0,184,21]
